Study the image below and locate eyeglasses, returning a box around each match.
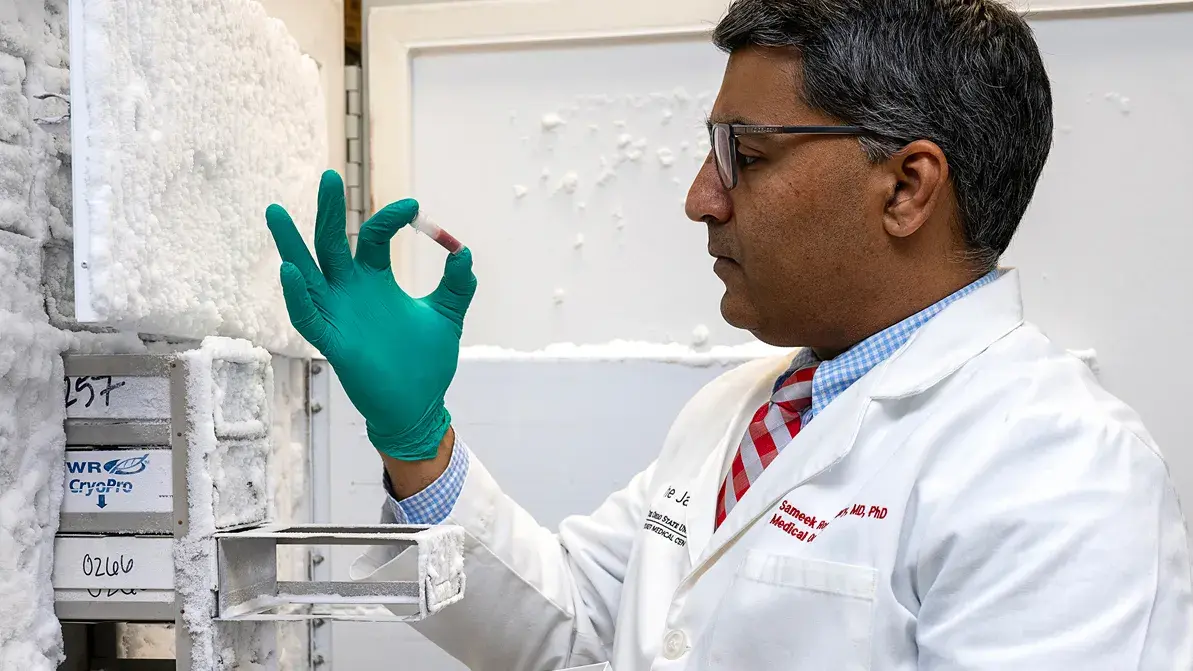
[709,122,875,190]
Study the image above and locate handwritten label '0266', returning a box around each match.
[82,553,134,578]
[52,537,173,591]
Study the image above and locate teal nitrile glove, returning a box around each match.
[265,170,476,461]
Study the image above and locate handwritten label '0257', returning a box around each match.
[64,376,170,420]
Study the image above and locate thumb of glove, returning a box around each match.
[427,247,477,328]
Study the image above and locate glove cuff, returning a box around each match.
[366,404,452,462]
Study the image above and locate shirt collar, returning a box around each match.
[776,270,1001,418]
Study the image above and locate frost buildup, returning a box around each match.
[0,241,69,671]
[3,1,314,668]
[177,337,279,671]
[72,0,326,355]
[0,2,75,669]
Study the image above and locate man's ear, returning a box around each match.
[882,139,950,239]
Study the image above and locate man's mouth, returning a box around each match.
[713,257,740,277]
[708,246,735,262]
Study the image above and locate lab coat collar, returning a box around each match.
[870,267,1024,400]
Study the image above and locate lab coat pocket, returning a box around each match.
[698,551,877,671]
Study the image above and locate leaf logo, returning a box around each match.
[104,454,149,476]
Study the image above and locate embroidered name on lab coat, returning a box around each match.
[768,500,889,543]
[644,510,688,548]
[642,487,690,548]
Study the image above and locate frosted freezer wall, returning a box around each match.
[0,0,335,668]
[1,2,87,669]
[61,0,335,664]
[70,0,327,356]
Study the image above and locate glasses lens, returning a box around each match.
[712,124,735,189]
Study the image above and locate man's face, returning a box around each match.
[686,47,888,349]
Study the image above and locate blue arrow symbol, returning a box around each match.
[96,494,107,509]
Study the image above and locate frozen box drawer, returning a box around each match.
[53,535,177,622]
[59,448,175,535]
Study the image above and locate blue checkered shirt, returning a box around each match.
[383,431,470,525]
[385,271,999,524]
[782,270,999,422]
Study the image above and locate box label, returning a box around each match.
[65,375,170,420]
[62,449,172,513]
[53,536,174,590]
[55,588,174,604]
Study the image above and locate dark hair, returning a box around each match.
[713,0,1053,269]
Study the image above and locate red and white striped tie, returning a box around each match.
[715,362,819,530]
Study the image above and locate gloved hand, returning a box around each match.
[265,170,476,461]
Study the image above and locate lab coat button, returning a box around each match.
[662,630,687,659]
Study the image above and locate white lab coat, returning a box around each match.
[353,269,1193,670]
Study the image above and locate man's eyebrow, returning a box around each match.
[704,114,765,131]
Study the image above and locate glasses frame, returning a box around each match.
[709,122,875,190]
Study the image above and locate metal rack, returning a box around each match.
[55,354,466,670]
[57,355,189,647]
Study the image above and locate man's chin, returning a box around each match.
[719,293,761,333]
[720,296,800,347]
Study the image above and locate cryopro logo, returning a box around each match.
[67,453,149,476]
[104,454,149,476]
[67,453,150,509]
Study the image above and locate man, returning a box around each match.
[265,0,1193,668]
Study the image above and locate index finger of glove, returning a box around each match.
[266,203,328,295]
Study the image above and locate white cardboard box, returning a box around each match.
[52,536,174,591]
[62,449,173,513]
[64,375,170,419]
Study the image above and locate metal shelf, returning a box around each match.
[215,524,466,623]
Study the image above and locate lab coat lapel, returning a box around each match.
[685,355,793,566]
[691,371,874,570]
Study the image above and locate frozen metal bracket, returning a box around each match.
[33,91,70,124]
[215,524,466,623]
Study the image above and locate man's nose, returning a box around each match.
[685,155,732,225]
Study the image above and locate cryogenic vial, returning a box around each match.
[409,212,464,254]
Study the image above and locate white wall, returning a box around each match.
[369,0,1193,485]
[406,39,727,349]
